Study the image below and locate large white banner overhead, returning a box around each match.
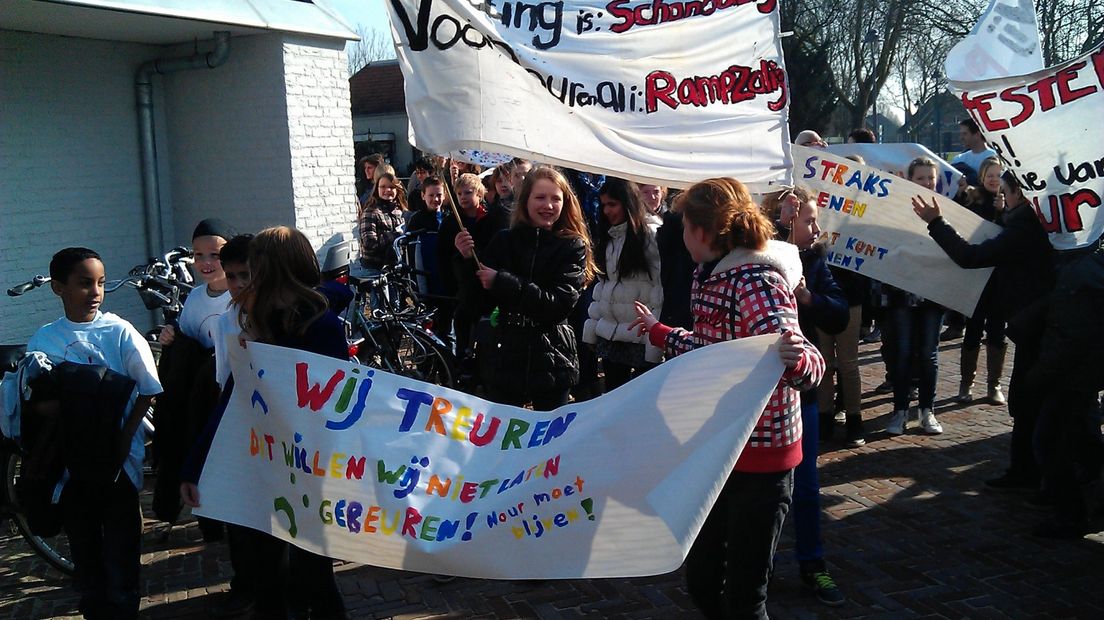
[944,0,1044,82]
[948,43,1104,250]
[826,143,963,199]
[196,335,785,578]
[792,145,1001,316]
[385,0,792,191]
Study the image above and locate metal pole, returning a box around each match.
[871,44,879,141]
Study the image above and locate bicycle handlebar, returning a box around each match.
[7,276,50,297]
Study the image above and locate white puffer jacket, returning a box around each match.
[583,219,664,363]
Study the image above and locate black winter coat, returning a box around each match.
[1025,247,1104,391]
[656,210,695,330]
[927,203,1054,322]
[470,225,587,401]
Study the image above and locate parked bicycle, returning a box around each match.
[0,248,195,575]
[329,232,458,388]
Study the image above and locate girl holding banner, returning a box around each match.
[182,227,349,619]
[455,166,597,410]
[631,178,824,620]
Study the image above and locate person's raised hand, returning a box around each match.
[911,195,941,223]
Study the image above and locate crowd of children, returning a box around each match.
[7,123,1104,619]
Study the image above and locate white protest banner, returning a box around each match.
[949,43,1104,251]
[826,143,963,199]
[385,0,791,191]
[791,145,1001,316]
[944,0,1043,83]
[196,335,784,578]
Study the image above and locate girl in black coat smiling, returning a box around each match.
[455,167,598,410]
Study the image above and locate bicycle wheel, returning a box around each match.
[391,324,457,388]
[3,451,74,575]
[353,322,456,388]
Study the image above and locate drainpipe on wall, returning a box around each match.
[136,31,231,260]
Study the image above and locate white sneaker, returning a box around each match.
[886,410,908,436]
[919,408,943,435]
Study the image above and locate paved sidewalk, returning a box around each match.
[2,340,1103,619]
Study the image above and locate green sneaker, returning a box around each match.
[801,567,846,607]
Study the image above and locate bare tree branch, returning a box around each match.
[347,25,396,76]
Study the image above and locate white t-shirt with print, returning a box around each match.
[27,311,162,490]
[178,284,231,349]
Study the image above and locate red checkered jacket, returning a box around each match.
[649,241,825,473]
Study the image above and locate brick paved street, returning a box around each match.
[2,340,1103,619]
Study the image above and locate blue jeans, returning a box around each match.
[889,303,943,411]
[793,398,822,563]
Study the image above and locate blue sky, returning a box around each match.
[328,0,390,35]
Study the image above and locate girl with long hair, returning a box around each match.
[455,166,597,410]
[582,178,663,391]
[958,157,1010,404]
[358,171,407,270]
[632,177,824,619]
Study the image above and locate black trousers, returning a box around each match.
[61,477,141,620]
[226,522,261,596]
[1006,338,1041,481]
[685,469,794,620]
[602,360,657,392]
[1034,389,1104,524]
[250,532,345,620]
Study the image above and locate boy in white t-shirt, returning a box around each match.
[27,247,161,620]
[159,219,236,349]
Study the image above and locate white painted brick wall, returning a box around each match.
[1,31,358,345]
[162,34,297,247]
[0,30,158,342]
[282,37,358,256]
